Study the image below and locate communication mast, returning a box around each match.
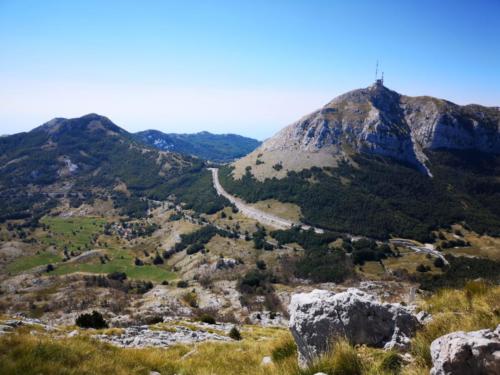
[374,61,384,86]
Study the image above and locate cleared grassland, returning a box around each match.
[40,216,106,252]
[53,247,175,282]
[5,251,60,274]
[250,199,302,222]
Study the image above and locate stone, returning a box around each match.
[214,257,239,270]
[93,323,230,348]
[67,330,79,337]
[289,288,420,366]
[261,356,272,366]
[416,310,432,325]
[430,325,500,375]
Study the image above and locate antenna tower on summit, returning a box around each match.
[374,60,384,86]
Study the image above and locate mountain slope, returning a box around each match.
[222,84,500,241]
[0,114,227,223]
[233,82,500,179]
[135,130,261,162]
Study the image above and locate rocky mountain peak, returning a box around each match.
[235,84,499,179]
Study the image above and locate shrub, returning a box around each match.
[75,311,108,329]
[182,291,198,308]
[379,351,403,374]
[107,272,127,282]
[238,270,273,294]
[229,326,242,340]
[198,313,216,325]
[46,264,54,272]
[271,337,296,362]
[144,315,164,325]
[186,243,204,255]
[134,257,144,266]
[177,280,188,288]
[416,264,430,273]
[305,339,363,375]
[433,257,445,268]
[153,252,164,265]
[256,260,267,270]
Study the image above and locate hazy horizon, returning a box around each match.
[1,0,499,140]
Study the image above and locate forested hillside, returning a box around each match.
[220,151,500,242]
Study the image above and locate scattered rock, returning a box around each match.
[94,324,229,348]
[214,257,239,270]
[416,310,432,325]
[289,288,420,366]
[261,356,273,366]
[430,325,500,375]
[67,330,79,337]
[249,311,288,327]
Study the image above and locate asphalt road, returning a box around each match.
[209,168,323,234]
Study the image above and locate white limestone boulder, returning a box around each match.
[430,325,500,375]
[289,288,419,366]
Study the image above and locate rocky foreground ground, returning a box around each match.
[1,286,499,375]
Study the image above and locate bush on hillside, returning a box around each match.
[75,311,108,329]
[198,313,216,325]
[107,271,127,282]
[229,326,242,340]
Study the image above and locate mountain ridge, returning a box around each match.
[234,82,499,179]
[135,129,261,162]
[0,114,228,223]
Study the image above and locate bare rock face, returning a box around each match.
[289,288,420,366]
[240,82,499,178]
[430,325,500,375]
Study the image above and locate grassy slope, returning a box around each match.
[1,283,498,375]
[6,251,61,273]
[40,216,106,252]
[53,247,175,282]
[5,216,175,282]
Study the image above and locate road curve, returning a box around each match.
[209,168,323,233]
[390,239,450,266]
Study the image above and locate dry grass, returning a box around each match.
[406,281,500,373]
[1,283,499,375]
[250,200,302,222]
[232,148,340,181]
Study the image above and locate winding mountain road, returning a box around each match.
[209,168,323,233]
[390,239,449,266]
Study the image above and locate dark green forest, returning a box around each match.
[219,151,500,242]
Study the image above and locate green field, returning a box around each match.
[6,251,61,274]
[40,216,106,252]
[53,248,175,282]
[6,216,175,282]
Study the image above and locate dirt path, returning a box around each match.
[209,168,323,233]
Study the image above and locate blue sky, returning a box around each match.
[1,0,499,139]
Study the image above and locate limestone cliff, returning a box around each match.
[234,83,499,178]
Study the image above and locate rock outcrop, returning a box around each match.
[289,288,420,366]
[430,325,500,375]
[94,323,230,348]
[234,82,500,178]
